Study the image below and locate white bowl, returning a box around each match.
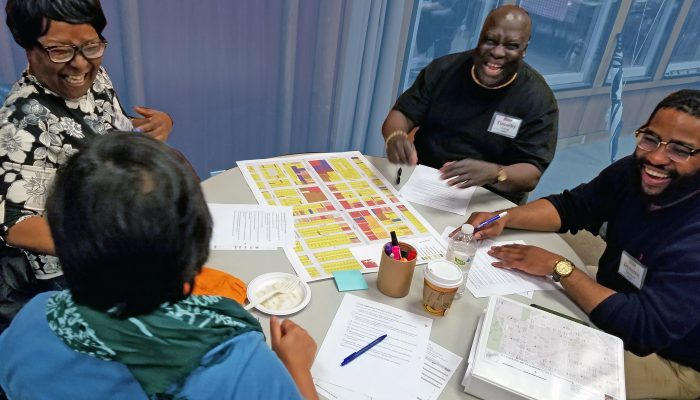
[246,272,311,315]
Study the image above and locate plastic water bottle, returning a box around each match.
[446,224,477,296]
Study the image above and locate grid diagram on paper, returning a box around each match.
[238,152,441,281]
[480,297,624,399]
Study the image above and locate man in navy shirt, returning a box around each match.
[467,90,700,399]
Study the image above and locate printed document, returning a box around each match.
[399,165,475,215]
[463,296,625,400]
[466,239,558,297]
[316,340,462,400]
[207,203,294,250]
[312,294,432,400]
[349,236,447,268]
[416,341,463,400]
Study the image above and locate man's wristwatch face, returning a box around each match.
[552,259,574,282]
[496,167,507,183]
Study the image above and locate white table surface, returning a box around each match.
[201,156,588,400]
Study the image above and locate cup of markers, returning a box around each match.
[376,231,418,298]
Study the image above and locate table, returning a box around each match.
[201,156,589,400]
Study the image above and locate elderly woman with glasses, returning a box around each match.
[0,133,319,399]
[0,0,174,330]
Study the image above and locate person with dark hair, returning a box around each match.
[0,132,319,400]
[464,90,700,399]
[382,4,557,205]
[0,0,174,329]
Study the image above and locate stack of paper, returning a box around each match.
[312,295,463,400]
[462,296,625,400]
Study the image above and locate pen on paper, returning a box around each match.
[396,167,402,185]
[340,334,388,366]
[475,211,508,231]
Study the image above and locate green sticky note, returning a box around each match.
[332,270,368,292]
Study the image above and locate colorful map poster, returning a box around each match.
[238,152,444,282]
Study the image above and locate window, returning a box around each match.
[606,0,681,83]
[518,0,619,89]
[665,1,700,78]
[400,0,499,92]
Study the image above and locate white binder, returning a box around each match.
[462,296,626,400]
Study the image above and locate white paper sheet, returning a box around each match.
[207,203,294,250]
[316,340,462,400]
[442,228,535,299]
[348,236,447,268]
[416,342,463,400]
[312,294,432,400]
[466,239,559,298]
[399,165,476,215]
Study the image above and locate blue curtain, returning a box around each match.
[0,0,407,177]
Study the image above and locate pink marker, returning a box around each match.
[392,245,401,260]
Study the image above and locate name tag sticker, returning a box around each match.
[488,112,522,138]
[618,251,648,289]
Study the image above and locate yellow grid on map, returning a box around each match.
[281,161,316,186]
[260,164,292,187]
[352,156,376,179]
[313,248,354,262]
[397,205,429,233]
[247,166,266,189]
[298,223,347,238]
[329,158,361,181]
[298,255,312,266]
[306,234,358,249]
[320,258,362,274]
[240,153,440,281]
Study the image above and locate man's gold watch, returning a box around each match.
[551,259,574,282]
[495,166,507,183]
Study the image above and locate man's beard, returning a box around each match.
[634,155,700,207]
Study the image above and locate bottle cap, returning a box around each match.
[461,224,474,234]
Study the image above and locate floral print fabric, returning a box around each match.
[0,67,133,279]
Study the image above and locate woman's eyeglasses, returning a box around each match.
[41,40,108,63]
[635,128,697,163]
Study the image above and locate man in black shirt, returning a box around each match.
[382,5,558,204]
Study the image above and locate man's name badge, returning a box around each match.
[488,112,522,138]
[618,251,648,289]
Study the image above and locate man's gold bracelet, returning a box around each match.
[384,130,407,150]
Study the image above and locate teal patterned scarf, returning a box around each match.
[46,291,262,396]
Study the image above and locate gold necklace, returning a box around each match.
[471,65,517,90]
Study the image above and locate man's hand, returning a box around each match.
[487,244,561,277]
[270,316,319,399]
[465,211,508,239]
[439,159,499,188]
[386,135,418,166]
[132,106,173,141]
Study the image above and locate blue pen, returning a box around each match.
[475,211,508,231]
[340,334,387,366]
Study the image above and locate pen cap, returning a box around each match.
[377,242,417,298]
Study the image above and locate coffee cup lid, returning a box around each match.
[424,260,463,288]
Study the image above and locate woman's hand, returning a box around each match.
[132,106,173,141]
[270,316,319,400]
